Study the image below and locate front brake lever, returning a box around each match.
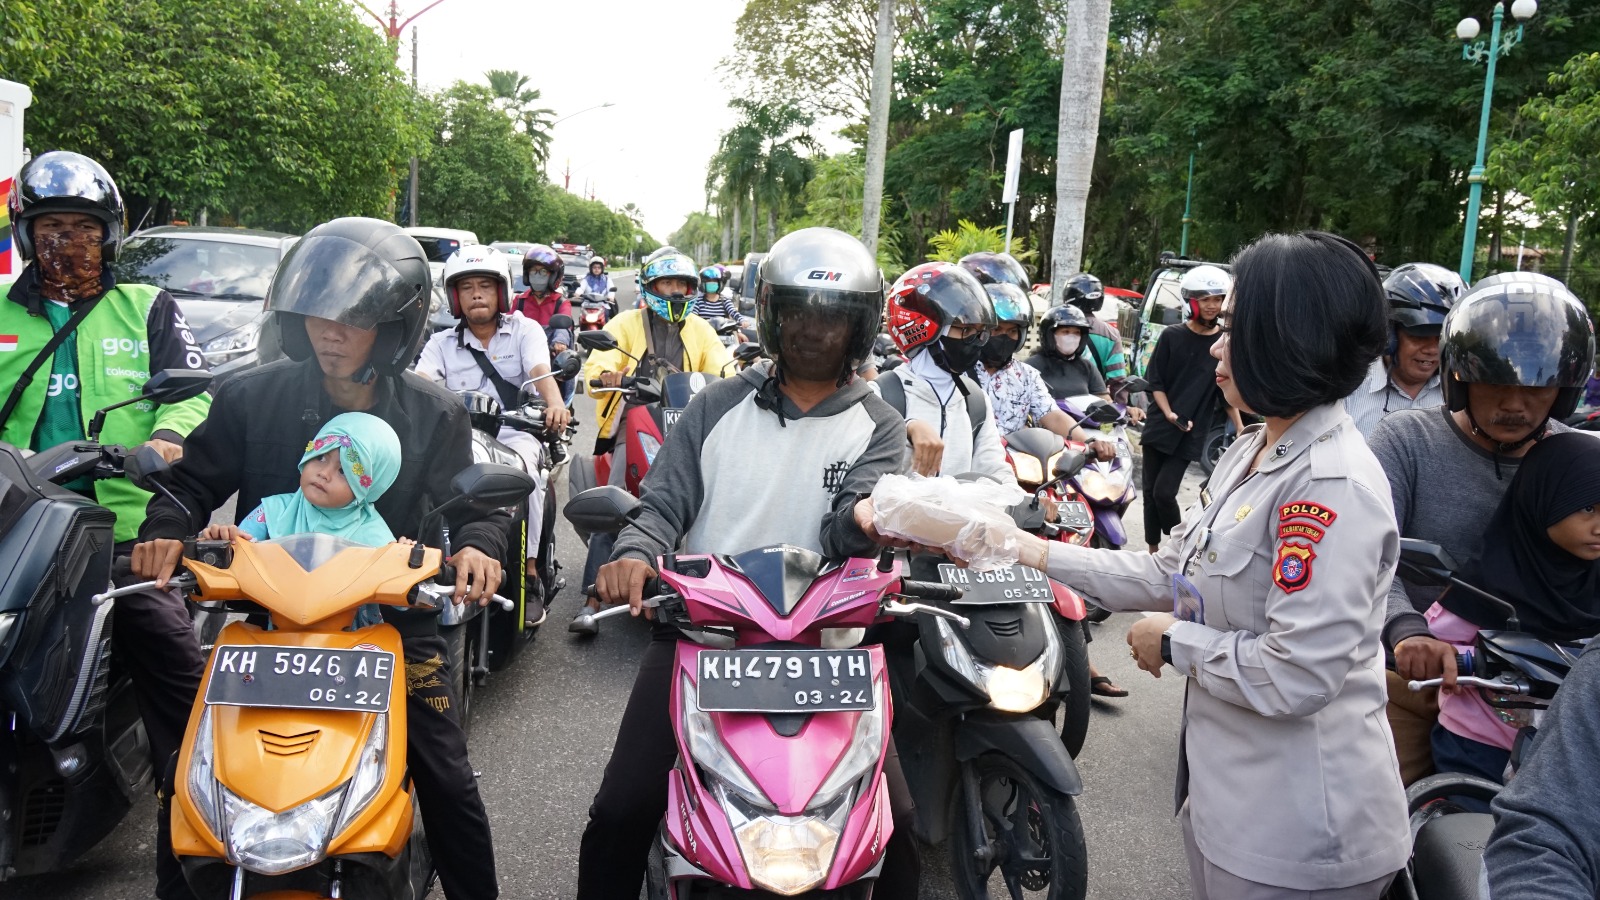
[883,599,970,629]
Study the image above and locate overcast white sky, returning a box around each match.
[373,0,749,240]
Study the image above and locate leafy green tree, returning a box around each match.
[928,220,1035,266]
[484,69,555,169]
[417,82,544,242]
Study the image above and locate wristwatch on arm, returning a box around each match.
[1160,631,1174,666]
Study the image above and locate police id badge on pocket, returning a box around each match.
[1172,573,1206,623]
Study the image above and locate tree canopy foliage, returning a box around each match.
[699,0,1600,299]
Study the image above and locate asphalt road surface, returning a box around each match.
[2,281,1202,899]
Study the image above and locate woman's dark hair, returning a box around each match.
[1227,231,1387,417]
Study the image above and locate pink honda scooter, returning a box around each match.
[567,487,967,898]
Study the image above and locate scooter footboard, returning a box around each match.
[953,711,1082,796]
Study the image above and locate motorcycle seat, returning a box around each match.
[1412,812,1493,900]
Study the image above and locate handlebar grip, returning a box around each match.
[1457,652,1473,675]
[899,580,964,602]
[589,379,605,389]
[112,556,135,580]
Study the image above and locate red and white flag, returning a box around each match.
[0,336,18,352]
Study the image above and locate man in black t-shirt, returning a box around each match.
[1141,265,1244,551]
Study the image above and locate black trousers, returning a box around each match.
[1142,443,1191,546]
[576,631,921,899]
[109,569,206,781]
[156,631,498,900]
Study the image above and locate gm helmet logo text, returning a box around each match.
[806,270,843,282]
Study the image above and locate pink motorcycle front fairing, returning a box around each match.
[655,554,903,893]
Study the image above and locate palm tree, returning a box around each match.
[484,69,556,169]
[1049,0,1111,302]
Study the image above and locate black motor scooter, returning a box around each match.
[0,369,212,880]
[1384,538,1588,900]
[887,453,1093,899]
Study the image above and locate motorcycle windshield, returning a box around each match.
[267,534,380,572]
[726,545,825,617]
[662,372,718,409]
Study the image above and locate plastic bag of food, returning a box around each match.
[870,473,1028,571]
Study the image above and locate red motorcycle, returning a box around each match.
[1002,427,1097,756]
[577,292,610,332]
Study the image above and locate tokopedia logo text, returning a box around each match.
[104,366,149,380]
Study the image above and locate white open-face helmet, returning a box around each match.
[443,246,513,318]
[1179,264,1231,320]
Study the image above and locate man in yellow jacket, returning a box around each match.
[582,251,731,454]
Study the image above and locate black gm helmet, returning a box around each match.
[1440,271,1595,422]
[1059,272,1104,316]
[957,252,1029,290]
[1385,263,1466,332]
[755,227,884,382]
[1039,304,1092,361]
[9,150,125,262]
[266,217,432,378]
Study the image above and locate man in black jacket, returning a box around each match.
[132,218,507,900]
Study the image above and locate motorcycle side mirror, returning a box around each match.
[547,313,575,332]
[1396,539,1457,588]
[631,378,664,405]
[733,342,764,363]
[1054,448,1090,480]
[578,330,620,352]
[124,443,194,521]
[1121,376,1151,396]
[564,486,643,534]
[87,369,214,440]
[715,320,741,336]
[552,349,582,381]
[452,463,537,511]
[1086,401,1121,425]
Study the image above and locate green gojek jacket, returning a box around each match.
[1,273,212,542]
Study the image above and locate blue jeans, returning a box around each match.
[1431,722,1510,812]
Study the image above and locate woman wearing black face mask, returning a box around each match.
[881,261,1014,481]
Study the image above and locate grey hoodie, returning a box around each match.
[1483,643,1600,900]
[612,361,906,565]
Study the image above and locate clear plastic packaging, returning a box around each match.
[870,473,1028,571]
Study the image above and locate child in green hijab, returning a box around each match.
[203,412,405,627]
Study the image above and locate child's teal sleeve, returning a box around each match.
[238,505,271,541]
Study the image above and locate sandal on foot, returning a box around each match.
[1091,676,1129,698]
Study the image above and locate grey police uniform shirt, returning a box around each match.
[612,360,906,563]
[1343,358,1443,439]
[1044,401,1410,890]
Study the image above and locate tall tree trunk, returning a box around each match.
[861,0,896,256]
[721,213,732,262]
[749,189,759,253]
[731,201,743,261]
[1049,0,1111,304]
[766,206,777,248]
[1563,204,1580,284]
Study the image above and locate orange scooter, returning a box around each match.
[98,464,532,899]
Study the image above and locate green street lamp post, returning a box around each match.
[1455,0,1538,283]
[1179,143,1196,258]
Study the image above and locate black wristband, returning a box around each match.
[1160,633,1173,666]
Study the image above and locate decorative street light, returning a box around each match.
[552,102,615,127]
[353,1,452,227]
[1179,131,1199,258]
[1455,0,1538,283]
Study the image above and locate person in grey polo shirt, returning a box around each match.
[1346,263,1465,438]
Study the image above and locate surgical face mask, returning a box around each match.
[35,229,104,302]
[979,334,1021,367]
[526,271,553,292]
[1055,333,1081,357]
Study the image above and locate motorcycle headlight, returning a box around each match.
[983,664,1050,713]
[638,432,663,467]
[331,715,387,838]
[724,786,850,896]
[1078,468,1121,503]
[809,700,884,808]
[223,783,342,875]
[937,613,1062,713]
[0,611,22,666]
[186,706,224,837]
[681,674,769,807]
[936,616,981,685]
[202,322,261,365]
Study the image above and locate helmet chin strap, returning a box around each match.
[351,362,378,385]
[1464,405,1545,453]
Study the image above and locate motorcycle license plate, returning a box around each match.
[204,645,395,713]
[662,407,685,437]
[695,649,874,713]
[937,563,1054,605]
[1059,501,1093,530]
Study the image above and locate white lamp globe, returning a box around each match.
[1456,17,1482,40]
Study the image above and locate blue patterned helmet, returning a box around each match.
[641,253,700,322]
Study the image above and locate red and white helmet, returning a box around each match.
[886,262,996,354]
[443,246,513,318]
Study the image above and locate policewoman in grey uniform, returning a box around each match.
[1031,233,1410,897]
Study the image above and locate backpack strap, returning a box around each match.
[458,327,522,409]
[875,368,908,418]
[877,369,988,439]
[960,376,989,440]
[0,295,104,429]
